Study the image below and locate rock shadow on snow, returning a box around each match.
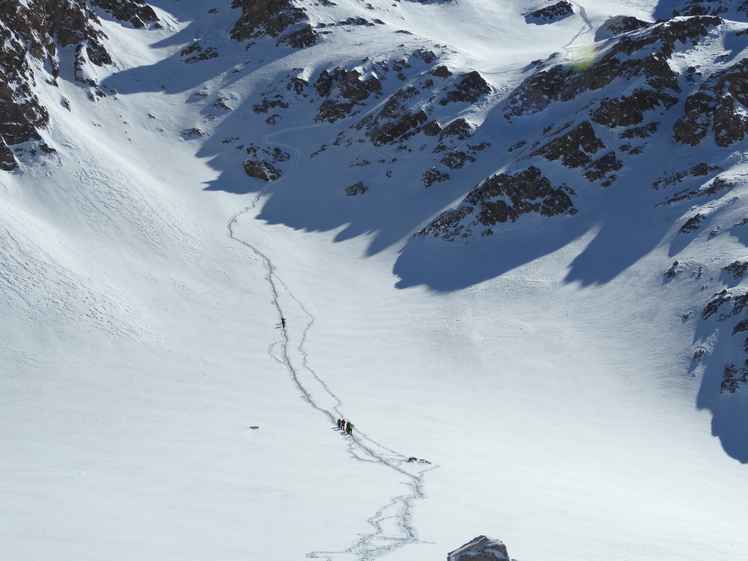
[394,216,588,291]
[697,361,748,463]
[395,177,673,291]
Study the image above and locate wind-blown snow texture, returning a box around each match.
[2,1,748,560]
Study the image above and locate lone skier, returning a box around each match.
[280,317,286,328]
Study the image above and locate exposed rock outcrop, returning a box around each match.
[670,0,748,19]
[531,121,604,168]
[91,0,158,28]
[661,175,731,205]
[619,122,659,139]
[505,16,722,120]
[313,68,381,123]
[592,89,677,128]
[243,160,282,181]
[448,536,514,561]
[230,0,316,48]
[724,260,748,280]
[345,181,368,195]
[702,287,748,393]
[242,142,289,181]
[595,15,650,40]
[422,168,450,187]
[352,66,490,147]
[674,58,748,147]
[357,86,428,145]
[525,1,574,24]
[439,71,492,106]
[419,166,576,240]
[180,42,219,64]
[0,0,132,169]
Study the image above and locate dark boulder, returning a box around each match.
[447,536,513,561]
[525,1,574,24]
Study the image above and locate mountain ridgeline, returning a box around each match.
[3,0,748,456]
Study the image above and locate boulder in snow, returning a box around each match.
[448,536,513,561]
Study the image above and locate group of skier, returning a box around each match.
[337,418,354,435]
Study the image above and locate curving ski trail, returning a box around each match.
[227,133,436,561]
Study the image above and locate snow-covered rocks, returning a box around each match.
[674,58,748,147]
[0,0,113,169]
[243,160,283,181]
[91,0,158,29]
[419,166,575,240]
[230,0,316,48]
[525,1,574,24]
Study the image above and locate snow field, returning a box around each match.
[3,1,748,560]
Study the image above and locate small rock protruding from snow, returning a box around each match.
[447,535,513,561]
[345,181,368,196]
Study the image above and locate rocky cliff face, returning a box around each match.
[0,0,160,170]
[230,0,316,48]
[422,15,723,241]
[420,166,576,241]
[674,57,748,147]
[90,0,158,29]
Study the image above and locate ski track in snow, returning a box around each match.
[227,132,437,561]
[564,2,594,49]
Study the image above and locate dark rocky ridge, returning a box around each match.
[354,63,491,148]
[230,0,316,48]
[242,143,290,181]
[419,166,576,241]
[530,121,605,168]
[702,288,748,392]
[670,0,748,19]
[423,14,734,241]
[505,16,721,121]
[674,58,748,147]
[525,1,574,24]
[91,0,158,28]
[313,68,382,123]
[0,0,160,170]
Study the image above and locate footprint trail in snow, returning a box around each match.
[227,184,436,561]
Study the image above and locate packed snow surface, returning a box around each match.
[2,1,748,560]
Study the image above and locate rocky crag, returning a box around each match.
[0,0,158,170]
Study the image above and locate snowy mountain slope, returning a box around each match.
[2,1,748,561]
